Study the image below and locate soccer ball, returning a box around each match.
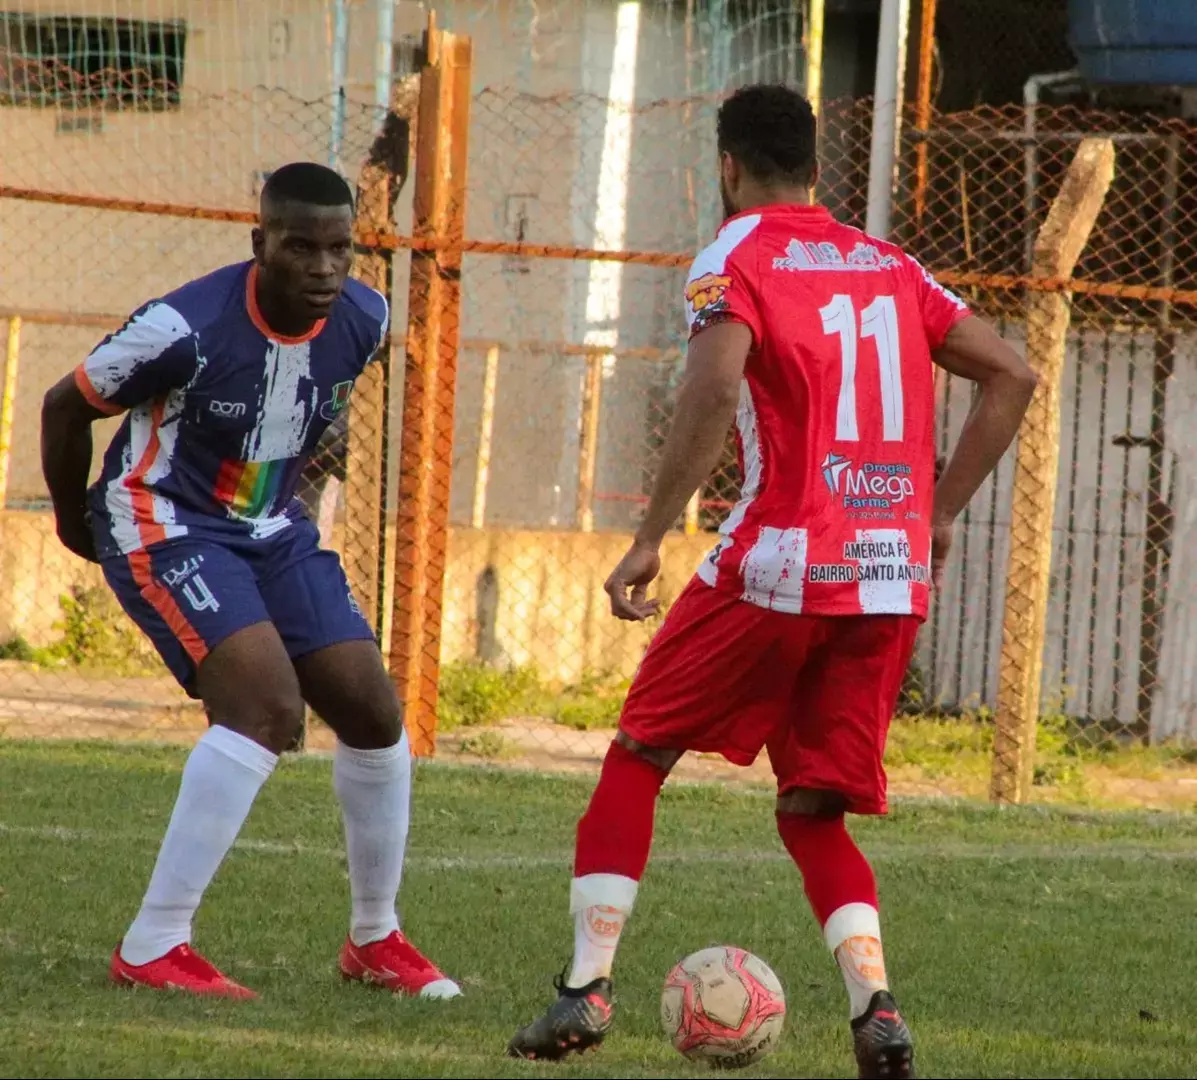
[660,945,786,1068]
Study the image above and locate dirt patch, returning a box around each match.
[1,667,1194,810]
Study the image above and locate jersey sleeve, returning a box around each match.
[904,255,971,349]
[684,244,764,347]
[345,279,390,366]
[74,301,197,414]
[365,290,390,361]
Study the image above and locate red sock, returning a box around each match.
[574,741,668,880]
[775,811,878,926]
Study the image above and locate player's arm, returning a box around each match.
[41,301,195,562]
[40,376,112,562]
[931,316,1038,525]
[604,322,750,621]
[904,255,1037,585]
[605,249,761,621]
[636,323,750,549]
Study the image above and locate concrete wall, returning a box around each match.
[0,509,710,685]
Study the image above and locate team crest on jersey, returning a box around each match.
[685,273,732,316]
[320,379,354,421]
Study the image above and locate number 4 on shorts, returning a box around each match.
[181,574,220,614]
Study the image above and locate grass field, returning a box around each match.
[1,740,1195,1078]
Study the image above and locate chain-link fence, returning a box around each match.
[0,58,400,743]
[3,6,1197,808]
[408,89,1197,807]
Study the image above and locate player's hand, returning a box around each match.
[55,508,99,564]
[930,516,953,593]
[604,540,662,622]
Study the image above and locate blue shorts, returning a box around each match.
[102,517,376,698]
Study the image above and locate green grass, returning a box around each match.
[437,662,630,732]
[437,662,1197,808]
[0,740,1195,1078]
[0,585,159,675]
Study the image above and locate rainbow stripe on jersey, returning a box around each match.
[214,458,296,518]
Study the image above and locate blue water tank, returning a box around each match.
[1069,0,1197,85]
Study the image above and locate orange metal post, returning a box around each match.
[912,0,938,239]
[389,14,472,757]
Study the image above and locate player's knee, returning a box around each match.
[354,704,402,749]
[324,688,402,750]
[776,787,848,819]
[614,730,683,773]
[236,692,307,756]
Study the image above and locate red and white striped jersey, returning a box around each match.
[685,204,970,618]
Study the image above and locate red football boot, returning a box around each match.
[109,942,257,1000]
[339,930,461,998]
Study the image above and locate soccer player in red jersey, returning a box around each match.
[509,86,1037,1077]
[40,163,458,1001]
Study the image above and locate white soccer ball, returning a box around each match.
[660,945,786,1068]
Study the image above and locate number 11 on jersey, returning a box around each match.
[820,294,904,443]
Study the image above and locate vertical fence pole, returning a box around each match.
[472,344,499,529]
[991,137,1114,805]
[576,351,603,533]
[344,123,401,635]
[329,0,350,169]
[0,317,20,510]
[804,0,826,204]
[1133,132,1180,742]
[865,0,910,240]
[390,14,472,756]
[912,0,937,238]
[804,0,825,116]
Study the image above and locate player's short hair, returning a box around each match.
[260,162,354,221]
[717,84,817,187]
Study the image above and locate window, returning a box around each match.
[0,13,186,109]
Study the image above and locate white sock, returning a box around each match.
[334,733,411,947]
[120,726,277,966]
[566,873,639,988]
[824,902,890,1019]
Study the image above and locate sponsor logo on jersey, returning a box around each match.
[821,452,915,508]
[161,554,205,588]
[773,239,900,273]
[209,399,246,418]
[685,273,732,317]
[320,379,354,421]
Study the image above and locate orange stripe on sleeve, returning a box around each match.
[127,550,209,665]
[73,364,126,416]
[126,399,169,549]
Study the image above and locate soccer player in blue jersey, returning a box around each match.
[40,162,459,1001]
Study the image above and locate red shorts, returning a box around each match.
[619,578,920,815]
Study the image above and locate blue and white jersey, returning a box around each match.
[75,260,388,559]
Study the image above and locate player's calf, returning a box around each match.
[116,625,304,989]
[510,736,677,1057]
[776,790,914,1079]
[293,639,460,997]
